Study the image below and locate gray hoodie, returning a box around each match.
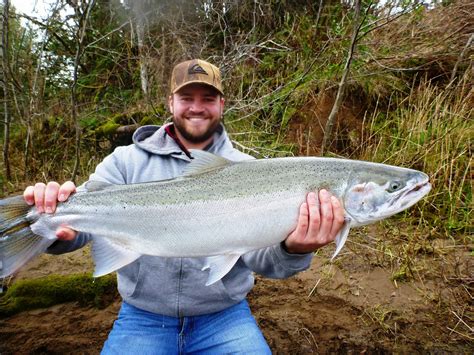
[48,123,313,317]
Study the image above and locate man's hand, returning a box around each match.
[284,189,345,254]
[23,181,78,241]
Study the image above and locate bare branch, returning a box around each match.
[71,0,96,182]
[448,32,474,86]
[1,0,12,180]
[15,13,74,55]
[321,0,372,155]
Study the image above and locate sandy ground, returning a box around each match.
[0,231,472,354]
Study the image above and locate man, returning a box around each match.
[24,59,345,354]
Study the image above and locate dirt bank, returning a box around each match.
[0,230,472,354]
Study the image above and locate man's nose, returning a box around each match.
[189,100,205,113]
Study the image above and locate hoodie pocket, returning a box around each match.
[116,260,141,298]
[126,256,179,300]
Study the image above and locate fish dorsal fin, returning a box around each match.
[202,254,241,286]
[85,180,115,192]
[91,236,141,277]
[183,149,233,177]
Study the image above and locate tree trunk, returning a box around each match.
[321,0,365,155]
[127,0,149,100]
[71,0,95,182]
[136,15,149,99]
[1,0,11,181]
[25,1,61,179]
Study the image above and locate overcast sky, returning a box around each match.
[11,0,53,18]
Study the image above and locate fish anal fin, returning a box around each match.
[92,237,141,277]
[202,254,241,286]
[184,150,234,177]
[331,217,352,261]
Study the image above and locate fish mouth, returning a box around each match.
[385,178,431,216]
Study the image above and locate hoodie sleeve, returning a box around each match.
[46,148,127,254]
[241,243,313,278]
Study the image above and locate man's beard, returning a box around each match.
[174,119,220,144]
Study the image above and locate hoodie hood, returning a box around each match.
[132,123,236,160]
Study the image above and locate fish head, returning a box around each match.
[343,167,431,225]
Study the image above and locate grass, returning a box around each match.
[0,273,117,318]
[362,304,397,335]
[357,78,473,238]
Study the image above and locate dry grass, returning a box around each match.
[357,75,472,237]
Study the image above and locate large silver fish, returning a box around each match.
[0,150,431,285]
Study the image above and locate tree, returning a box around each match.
[321,0,366,155]
[70,0,96,181]
[1,0,11,180]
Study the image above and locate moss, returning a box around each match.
[95,121,121,136]
[111,113,127,124]
[129,111,145,122]
[0,273,117,318]
[139,115,160,126]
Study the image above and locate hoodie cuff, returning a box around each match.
[46,232,91,255]
[272,242,313,272]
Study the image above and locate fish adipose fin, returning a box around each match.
[331,217,352,261]
[0,196,54,278]
[184,150,234,176]
[202,254,241,286]
[92,236,141,277]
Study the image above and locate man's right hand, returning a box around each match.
[23,181,78,241]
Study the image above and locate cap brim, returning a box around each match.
[172,80,224,95]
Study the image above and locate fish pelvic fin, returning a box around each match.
[0,195,53,278]
[330,217,352,261]
[91,236,141,277]
[202,254,241,286]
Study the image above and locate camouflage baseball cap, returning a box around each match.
[170,59,223,95]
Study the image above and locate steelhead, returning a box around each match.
[0,150,431,285]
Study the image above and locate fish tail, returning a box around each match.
[0,195,51,278]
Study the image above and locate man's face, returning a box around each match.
[169,84,224,146]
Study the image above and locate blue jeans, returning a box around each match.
[101,300,271,354]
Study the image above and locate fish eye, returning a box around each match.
[387,180,403,193]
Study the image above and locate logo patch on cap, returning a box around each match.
[188,64,208,75]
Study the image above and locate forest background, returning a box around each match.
[0,0,472,353]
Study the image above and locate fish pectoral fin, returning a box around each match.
[184,150,234,177]
[202,254,241,286]
[330,217,352,261]
[92,236,141,277]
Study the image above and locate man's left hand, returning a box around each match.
[283,189,345,254]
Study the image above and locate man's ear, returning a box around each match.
[220,96,225,115]
[168,95,174,114]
